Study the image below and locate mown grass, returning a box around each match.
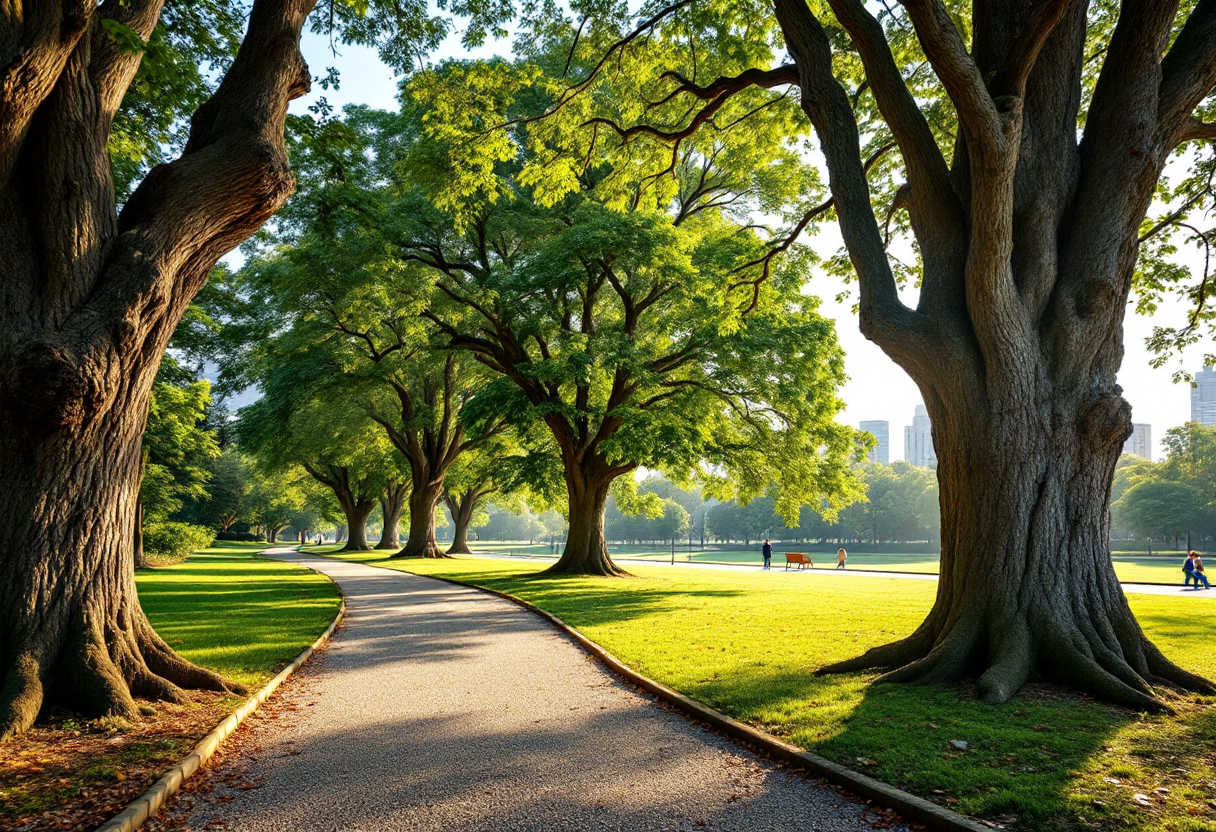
[138,542,341,687]
[453,540,1202,584]
[314,547,1216,832]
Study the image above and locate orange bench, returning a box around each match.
[785,552,813,570]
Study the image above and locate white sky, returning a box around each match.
[290,32,1213,462]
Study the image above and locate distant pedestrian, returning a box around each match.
[1184,552,1203,588]
[1195,552,1212,589]
[762,539,772,570]
[836,548,847,569]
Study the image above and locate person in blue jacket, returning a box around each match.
[762,539,772,570]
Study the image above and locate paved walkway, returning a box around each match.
[472,552,1216,598]
[158,551,883,832]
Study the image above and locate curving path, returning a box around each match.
[156,550,885,832]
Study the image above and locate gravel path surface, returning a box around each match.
[157,551,888,832]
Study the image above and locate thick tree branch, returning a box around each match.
[69,0,317,359]
[989,0,1077,99]
[900,0,1004,154]
[0,0,92,184]
[822,0,963,240]
[648,65,798,108]
[92,0,165,122]
[1159,0,1216,144]
[1177,117,1216,144]
[773,0,923,362]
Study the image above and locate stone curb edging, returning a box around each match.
[404,567,991,832]
[95,567,345,832]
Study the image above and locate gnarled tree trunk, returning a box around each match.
[0,0,314,739]
[543,464,629,577]
[376,481,407,550]
[769,0,1216,707]
[396,482,444,558]
[443,488,487,555]
[821,389,1214,710]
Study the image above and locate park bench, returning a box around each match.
[785,553,813,570]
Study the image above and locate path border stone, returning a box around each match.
[394,564,992,832]
[95,559,345,832]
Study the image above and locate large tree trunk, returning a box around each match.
[543,468,628,577]
[302,464,376,552]
[444,489,486,555]
[396,483,444,558]
[0,0,314,739]
[820,392,1216,710]
[342,502,375,552]
[375,482,407,550]
[133,499,148,569]
[766,0,1216,709]
[0,390,242,740]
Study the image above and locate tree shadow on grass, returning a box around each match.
[686,661,1216,832]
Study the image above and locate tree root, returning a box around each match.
[816,601,1213,712]
[1,608,245,741]
[538,559,632,578]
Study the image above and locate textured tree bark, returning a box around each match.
[768,0,1216,707]
[0,0,315,739]
[343,503,374,552]
[302,464,376,553]
[820,389,1216,710]
[133,499,148,569]
[396,483,445,558]
[375,482,407,550]
[543,466,628,577]
[444,489,486,555]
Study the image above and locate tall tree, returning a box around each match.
[516,0,1216,706]
[0,0,321,739]
[298,56,866,576]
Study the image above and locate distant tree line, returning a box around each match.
[1112,424,1216,551]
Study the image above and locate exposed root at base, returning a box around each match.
[814,602,1214,713]
[1,620,245,742]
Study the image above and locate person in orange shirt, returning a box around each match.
[836,548,847,569]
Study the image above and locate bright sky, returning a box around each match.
[290,31,1213,462]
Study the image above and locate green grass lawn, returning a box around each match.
[312,546,1216,832]
[456,540,1201,583]
[138,541,341,688]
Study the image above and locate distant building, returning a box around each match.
[860,420,890,464]
[904,405,937,468]
[1122,423,1152,459]
[1192,366,1216,426]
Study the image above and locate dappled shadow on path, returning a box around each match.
[171,554,878,832]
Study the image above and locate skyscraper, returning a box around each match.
[1192,366,1216,426]
[904,405,937,467]
[860,420,889,464]
[1122,423,1152,459]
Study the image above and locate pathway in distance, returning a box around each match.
[157,550,885,832]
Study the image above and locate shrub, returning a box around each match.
[214,530,266,542]
[142,522,215,565]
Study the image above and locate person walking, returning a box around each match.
[1184,551,1202,589]
[762,539,772,570]
[1195,552,1212,589]
[836,548,847,569]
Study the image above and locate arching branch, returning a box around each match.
[1159,0,1216,145]
[900,0,1004,155]
[773,0,924,363]
[1178,117,1216,145]
[822,0,962,238]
